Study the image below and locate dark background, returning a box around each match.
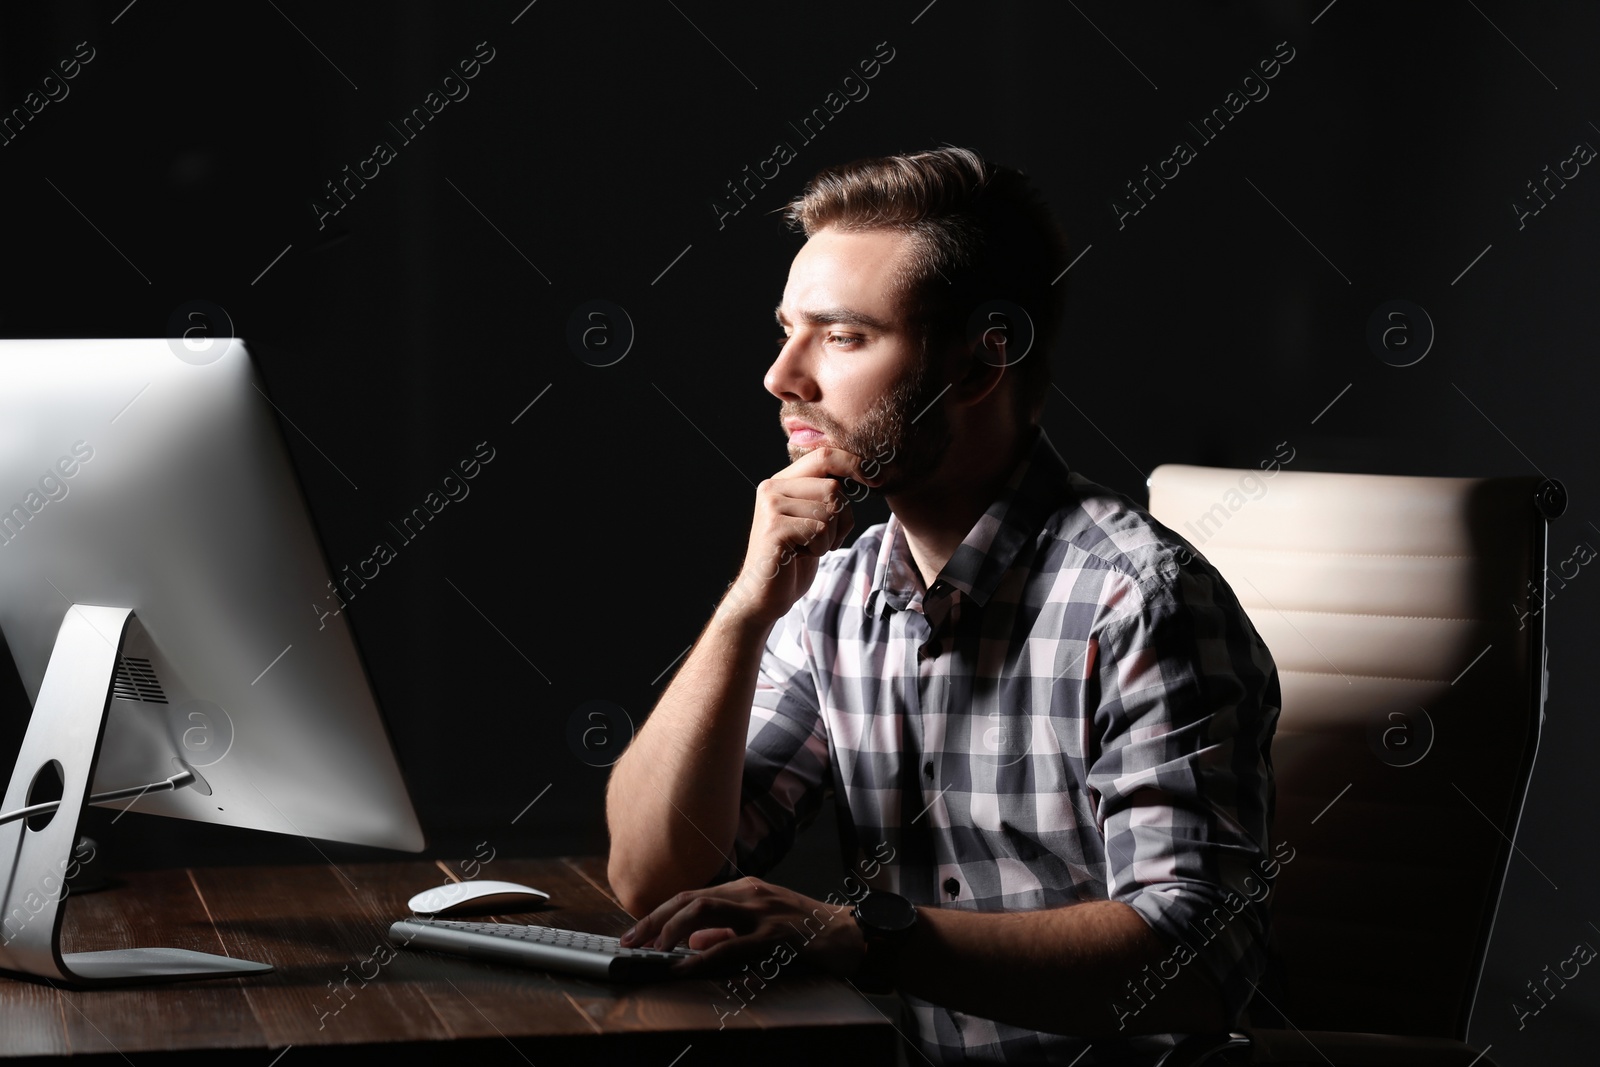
[0,1,1595,1061]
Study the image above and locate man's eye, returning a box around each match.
[775,333,861,348]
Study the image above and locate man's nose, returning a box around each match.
[764,336,817,401]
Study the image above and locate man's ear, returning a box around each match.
[963,300,1035,380]
[952,337,1008,406]
[972,312,1010,369]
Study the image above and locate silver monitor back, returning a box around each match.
[0,338,424,852]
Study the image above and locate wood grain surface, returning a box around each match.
[0,857,897,1066]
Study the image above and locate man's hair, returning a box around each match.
[780,146,1070,425]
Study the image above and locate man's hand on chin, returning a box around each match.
[618,876,866,980]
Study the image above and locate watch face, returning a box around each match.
[858,891,917,933]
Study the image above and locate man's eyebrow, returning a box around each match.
[774,305,895,332]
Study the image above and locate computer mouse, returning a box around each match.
[407,879,551,915]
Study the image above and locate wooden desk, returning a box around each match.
[0,856,898,1065]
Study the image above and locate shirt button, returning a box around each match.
[923,761,934,781]
[944,877,960,899]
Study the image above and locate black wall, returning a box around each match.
[0,2,1595,1060]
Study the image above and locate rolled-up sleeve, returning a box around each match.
[707,589,833,884]
[1083,552,1281,1025]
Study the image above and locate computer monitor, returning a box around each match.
[0,337,425,984]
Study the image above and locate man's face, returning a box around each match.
[767,226,952,493]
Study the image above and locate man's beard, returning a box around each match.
[783,350,952,494]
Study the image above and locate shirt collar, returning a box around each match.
[864,424,1075,618]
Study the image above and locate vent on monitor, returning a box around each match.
[113,657,169,704]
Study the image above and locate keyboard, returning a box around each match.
[390,918,697,981]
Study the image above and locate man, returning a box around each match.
[605,146,1281,1064]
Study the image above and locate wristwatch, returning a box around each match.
[851,890,917,994]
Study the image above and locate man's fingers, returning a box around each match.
[778,445,880,487]
[670,930,783,978]
[764,486,851,554]
[653,896,750,951]
[766,473,848,500]
[622,887,709,947]
[766,482,849,519]
[687,926,738,950]
[619,912,660,948]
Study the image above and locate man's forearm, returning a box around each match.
[605,598,774,916]
[891,900,1229,1038]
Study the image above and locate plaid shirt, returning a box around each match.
[722,425,1281,1065]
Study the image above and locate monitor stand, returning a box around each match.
[0,605,272,986]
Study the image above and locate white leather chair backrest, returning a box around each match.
[1147,463,1556,1038]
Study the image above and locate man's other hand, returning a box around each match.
[618,876,866,980]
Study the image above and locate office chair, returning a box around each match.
[1141,463,1565,1067]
